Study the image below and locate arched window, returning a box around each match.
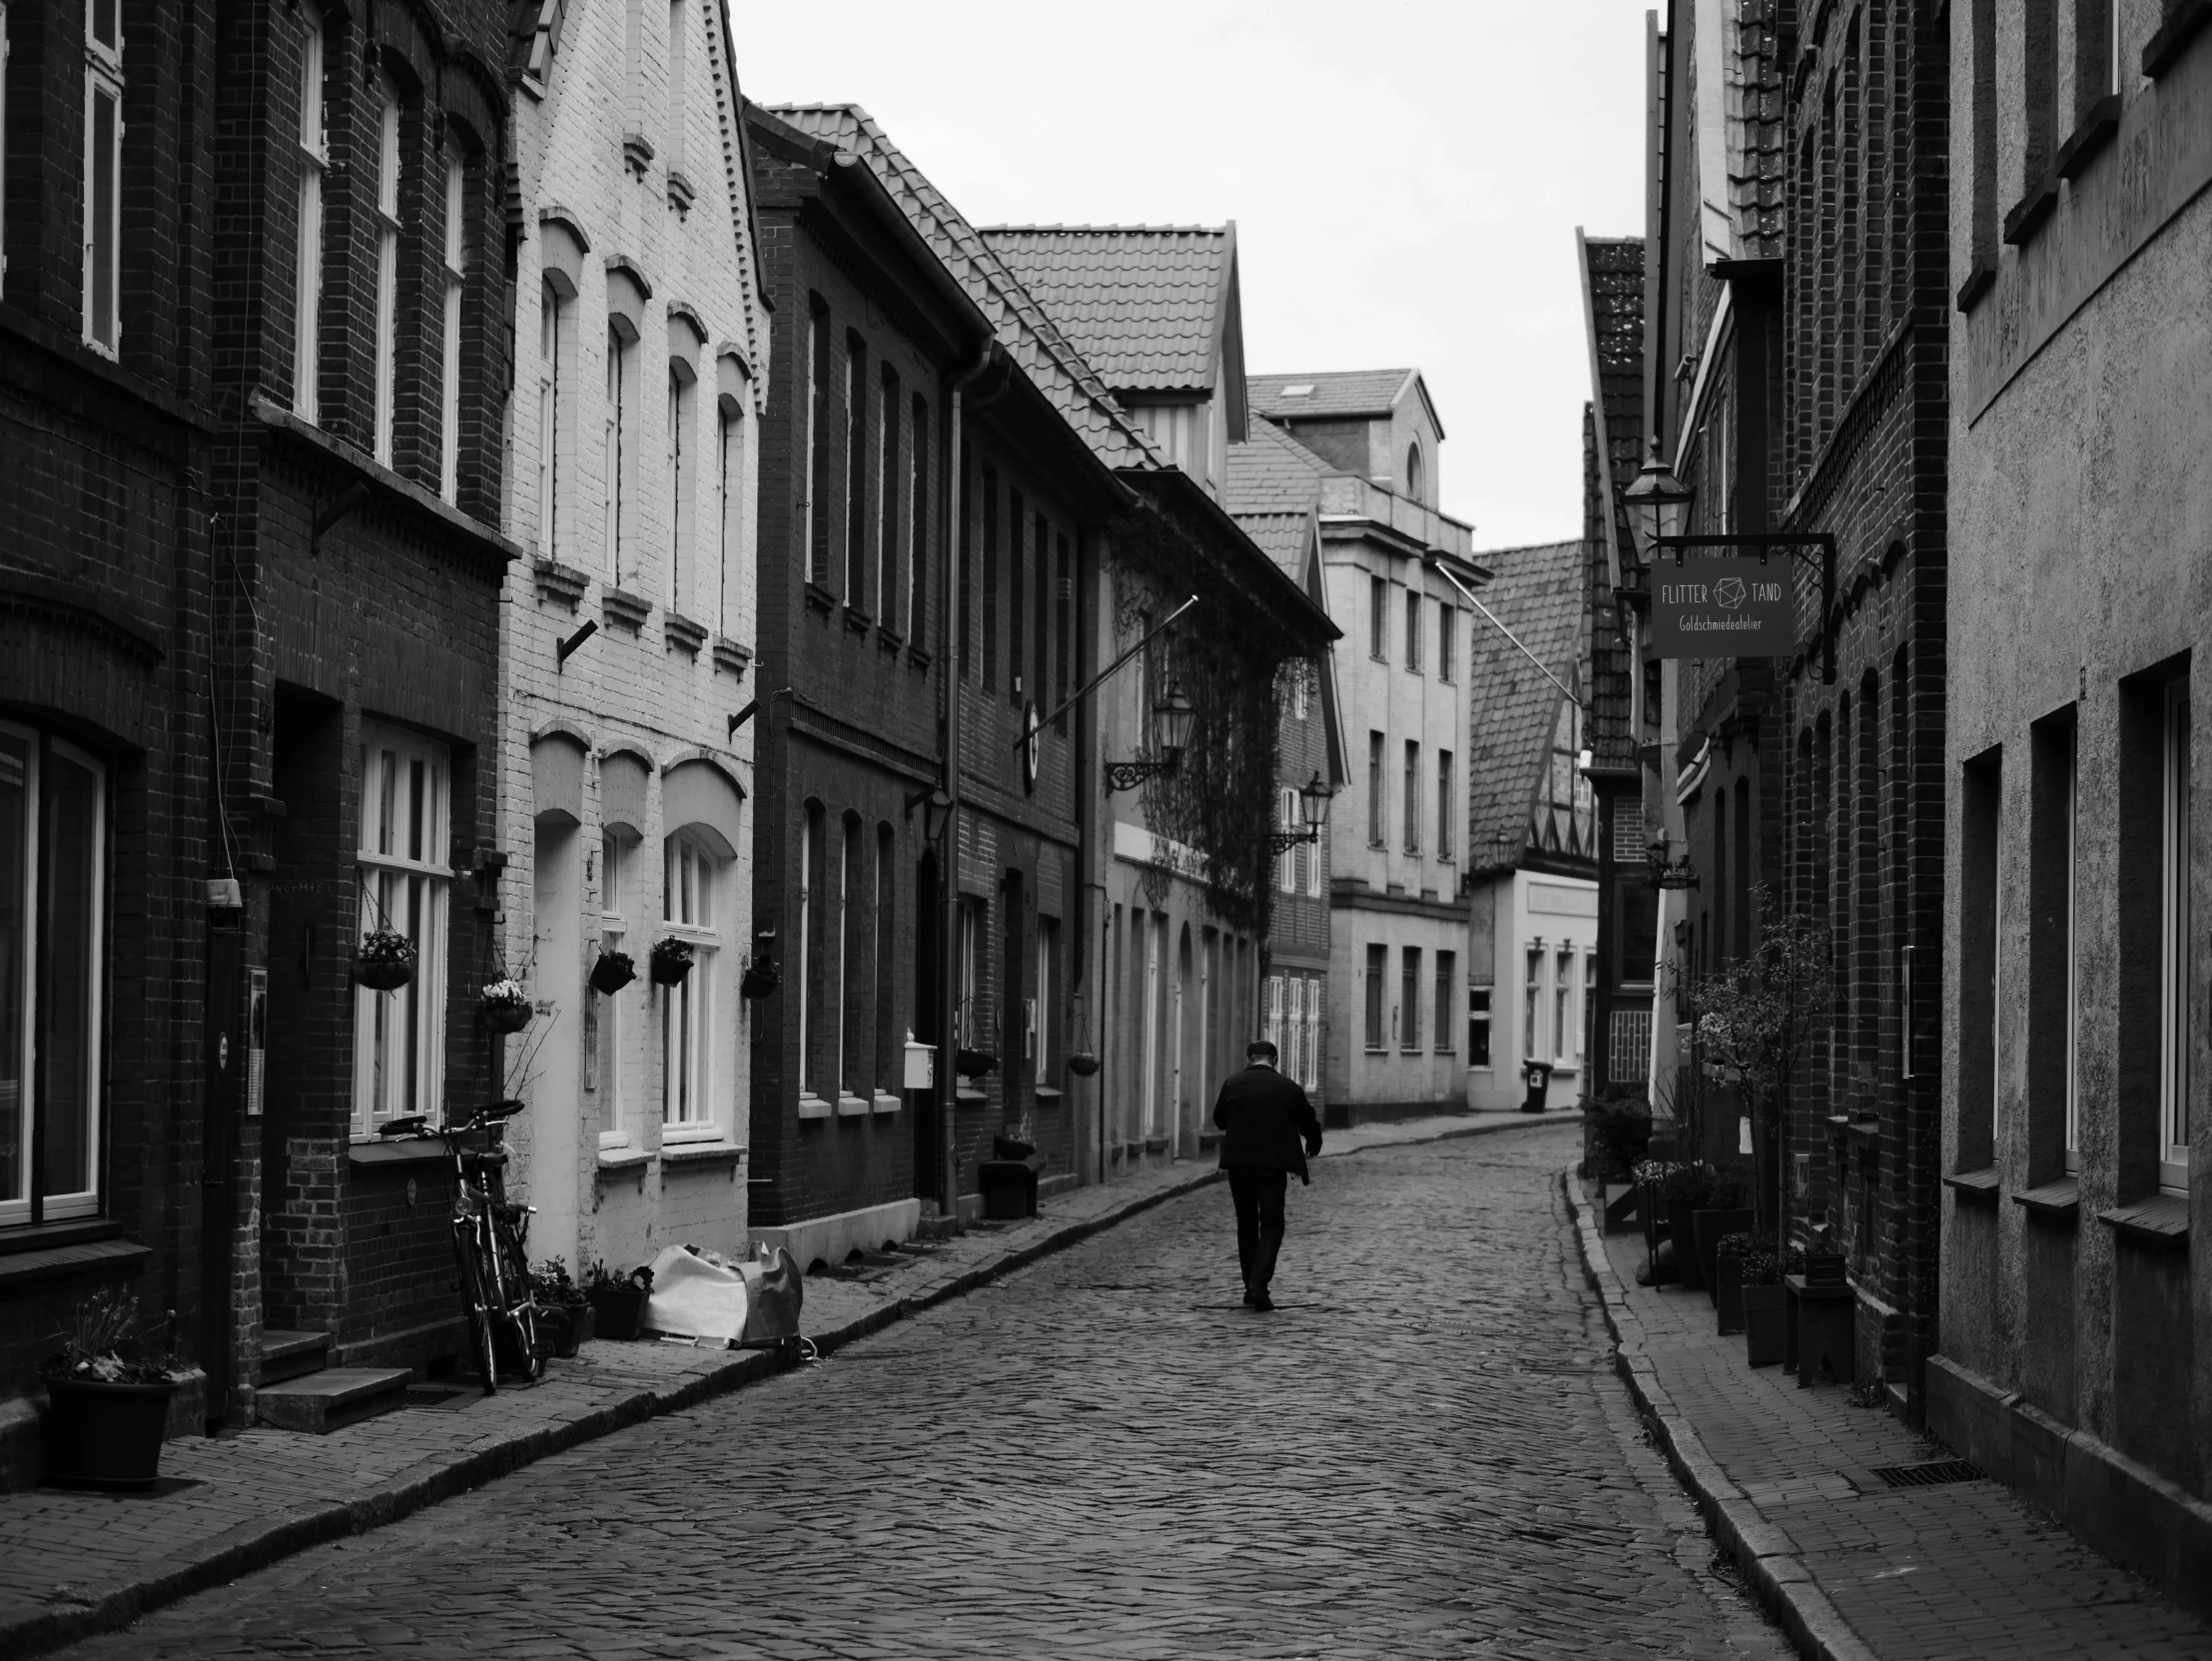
[1405,441,1425,502]
[661,827,722,1136]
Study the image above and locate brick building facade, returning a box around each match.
[498,0,765,1281]
[0,0,219,1481]
[1932,0,2212,1616]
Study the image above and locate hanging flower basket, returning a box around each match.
[354,928,417,992]
[740,958,780,1000]
[956,1047,999,1080]
[648,938,696,986]
[588,950,637,996]
[481,979,533,1035]
[1066,1051,1101,1078]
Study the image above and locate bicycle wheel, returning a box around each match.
[485,1205,545,1382]
[451,1217,499,1396]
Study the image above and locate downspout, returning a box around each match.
[938,336,1005,1220]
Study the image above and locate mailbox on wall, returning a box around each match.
[903,1033,935,1091]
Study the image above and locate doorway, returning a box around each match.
[913,848,939,1203]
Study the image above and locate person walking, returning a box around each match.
[1210,1039,1323,1310]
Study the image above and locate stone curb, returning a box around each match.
[0,1116,1564,1660]
[1558,1170,1880,1661]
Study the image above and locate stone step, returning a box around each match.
[255,1367,412,1434]
[257,1328,332,1385]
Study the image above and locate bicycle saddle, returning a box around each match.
[378,1115,429,1138]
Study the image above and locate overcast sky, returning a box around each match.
[738,1,1651,551]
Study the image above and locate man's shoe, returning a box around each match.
[1241,1281,1258,1307]
[1250,1287,1274,1312]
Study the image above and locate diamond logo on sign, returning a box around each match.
[1650,555,1796,657]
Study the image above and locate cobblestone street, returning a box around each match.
[49,1126,1786,1660]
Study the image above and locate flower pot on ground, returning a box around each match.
[557,1303,596,1355]
[530,1258,592,1357]
[1714,1231,1758,1335]
[584,1261,653,1340]
[588,951,637,996]
[1654,1162,1718,1290]
[1693,1207,1755,1307]
[39,1285,187,1490]
[648,938,695,986]
[354,928,418,992]
[1743,1283,1788,1365]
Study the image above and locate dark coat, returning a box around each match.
[1211,1063,1324,1184]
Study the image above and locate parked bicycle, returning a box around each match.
[376,1099,544,1393]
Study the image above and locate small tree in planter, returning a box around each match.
[41,1287,191,1489]
[1687,884,1833,1265]
[648,937,695,986]
[355,926,417,992]
[1655,1162,1718,1290]
[481,977,533,1035]
[1737,1243,1788,1366]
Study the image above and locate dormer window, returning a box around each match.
[1406,441,1425,502]
[1279,384,1313,398]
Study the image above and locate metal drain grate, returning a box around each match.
[1867,1458,1983,1489]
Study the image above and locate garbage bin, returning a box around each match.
[1520,1059,1555,1113]
[978,1159,1039,1220]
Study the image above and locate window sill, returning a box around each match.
[1143,1136,1169,1154]
[597,1147,652,1172]
[2013,1176,2080,1224]
[1035,1087,1065,1104]
[533,558,590,609]
[797,1094,834,1121]
[714,635,752,677]
[2056,97,2121,179]
[2002,178,2059,246]
[2098,1193,2189,1246]
[2143,0,2212,76]
[659,1140,744,1168]
[803,581,837,616]
[956,1086,988,1105]
[664,611,708,655]
[1955,258,1997,315]
[835,1094,871,1118]
[0,1235,150,1291]
[1943,1167,2001,1201]
[602,587,653,631]
[349,1140,451,1171]
[0,1218,123,1257]
[870,1093,901,1116]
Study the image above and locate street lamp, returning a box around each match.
[1268,771,1334,854]
[1106,681,1197,793]
[1620,438,1694,562]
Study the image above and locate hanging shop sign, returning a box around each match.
[1649,555,1796,657]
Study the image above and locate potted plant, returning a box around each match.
[956,1047,999,1080]
[481,978,533,1035]
[648,937,695,986]
[1691,1169,1755,1309]
[40,1287,190,1490]
[739,957,780,1000]
[1714,1231,1756,1335]
[531,1257,593,1356]
[1741,1246,1788,1366]
[355,926,417,992]
[588,949,637,995]
[1633,1159,1680,1281]
[1801,1233,1848,1288]
[1066,1051,1100,1078]
[1658,1161,1718,1289]
[584,1259,653,1340]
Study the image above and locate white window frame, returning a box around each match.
[605,322,629,582]
[1438,749,1454,861]
[1286,976,1305,1084]
[0,725,107,1227]
[539,283,563,557]
[353,726,450,1137]
[438,154,465,501]
[665,0,686,174]
[2160,677,2191,1192]
[82,1,124,358]
[667,361,695,611]
[1554,947,1575,1065]
[1400,946,1422,1053]
[1524,946,1543,1061]
[1580,951,1595,1065]
[1405,589,1422,674]
[1468,985,1492,1069]
[798,811,820,1104]
[1438,606,1456,685]
[1277,786,1297,893]
[371,77,400,466]
[718,389,746,638]
[1403,740,1422,855]
[1141,914,1159,1134]
[1264,975,1282,1060]
[661,829,721,1141]
[293,4,325,419]
[1434,951,1455,1056]
[2063,722,2080,1173]
[597,829,630,1148]
[1370,575,1389,661]
[1036,917,1057,1086]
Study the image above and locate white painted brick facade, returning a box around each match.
[498,0,768,1277]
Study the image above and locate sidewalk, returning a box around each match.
[1562,1173,2212,1661]
[0,1104,1559,1658]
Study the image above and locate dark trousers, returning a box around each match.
[1226,1164,1289,1291]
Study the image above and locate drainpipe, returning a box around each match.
[938,337,1006,1222]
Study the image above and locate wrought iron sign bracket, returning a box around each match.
[1106,759,1174,794]
[1265,828,1320,855]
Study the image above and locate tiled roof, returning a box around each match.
[978,226,1233,395]
[1232,511,1312,575]
[1248,369,1415,420]
[1465,539,1587,866]
[1580,234,1644,771]
[762,105,1163,473]
[1224,414,1331,515]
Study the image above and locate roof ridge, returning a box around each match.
[762,103,1165,470]
[979,224,1231,237]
